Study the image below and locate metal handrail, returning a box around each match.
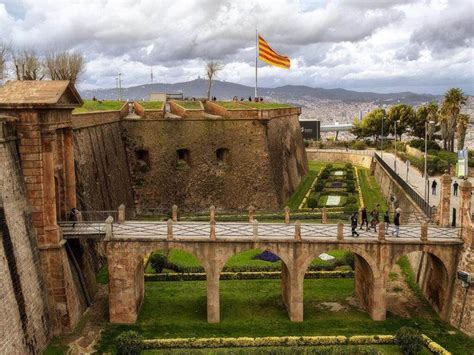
[374,153,432,217]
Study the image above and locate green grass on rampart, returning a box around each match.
[242,102,294,109]
[174,100,203,110]
[141,101,164,110]
[73,100,124,113]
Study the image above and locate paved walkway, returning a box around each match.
[379,151,474,217]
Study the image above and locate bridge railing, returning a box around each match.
[374,153,433,218]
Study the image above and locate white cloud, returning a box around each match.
[0,0,472,94]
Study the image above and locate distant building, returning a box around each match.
[149,92,184,101]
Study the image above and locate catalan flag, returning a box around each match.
[258,35,291,69]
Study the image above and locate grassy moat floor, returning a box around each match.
[88,278,474,354]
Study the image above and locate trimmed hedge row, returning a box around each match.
[422,335,451,355]
[158,261,352,274]
[144,270,354,282]
[140,334,450,353]
[142,335,395,349]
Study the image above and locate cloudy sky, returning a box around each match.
[0,0,473,94]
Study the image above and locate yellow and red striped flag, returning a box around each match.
[258,35,291,69]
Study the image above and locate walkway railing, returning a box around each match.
[374,153,433,218]
[306,148,375,156]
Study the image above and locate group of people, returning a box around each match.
[430,179,460,196]
[231,96,264,102]
[350,205,401,238]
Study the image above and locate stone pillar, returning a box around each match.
[420,222,428,241]
[104,216,114,241]
[248,205,255,222]
[369,277,386,321]
[459,179,472,230]
[207,269,220,323]
[210,221,216,240]
[167,219,173,240]
[438,173,452,227]
[288,270,304,322]
[337,222,344,240]
[294,220,301,241]
[252,219,258,240]
[210,205,216,223]
[42,130,58,239]
[322,208,328,224]
[108,243,144,324]
[118,204,126,224]
[63,128,76,211]
[378,222,385,241]
[284,206,290,224]
[171,205,178,222]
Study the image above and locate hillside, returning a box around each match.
[80,79,439,105]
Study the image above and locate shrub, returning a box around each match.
[351,140,366,150]
[346,196,357,204]
[320,170,331,179]
[395,327,424,355]
[409,139,440,151]
[149,253,167,273]
[314,183,325,192]
[344,253,355,270]
[318,141,325,149]
[344,204,358,213]
[326,163,333,170]
[347,184,355,193]
[345,163,352,169]
[307,198,318,209]
[116,331,143,355]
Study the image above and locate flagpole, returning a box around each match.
[255,29,258,98]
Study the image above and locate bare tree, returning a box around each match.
[205,61,223,100]
[45,50,85,84]
[12,48,44,80]
[0,41,10,82]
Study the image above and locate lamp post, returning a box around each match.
[424,120,435,201]
[381,113,385,158]
[394,120,397,173]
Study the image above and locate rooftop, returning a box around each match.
[0,80,83,107]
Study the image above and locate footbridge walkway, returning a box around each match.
[60,211,465,326]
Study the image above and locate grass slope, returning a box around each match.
[73,100,124,113]
[97,279,473,354]
[141,101,164,110]
[216,101,252,110]
[175,100,202,109]
[243,102,294,109]
[357,168,388,210]
[286,161,325,210]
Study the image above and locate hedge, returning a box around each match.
[141,334,450,353]
[144,270,354,282]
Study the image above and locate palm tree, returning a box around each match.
[426,102,438,141]
[456,113,470,150]
[440,88,467,151]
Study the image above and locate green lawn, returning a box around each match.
[174,100,203,110]
[286,161,325,210]
[357,168,388,211]
[146,248,351,273]
[216,101,253,110]
[73,100,124,113]
[96,279,473,354]
[141,101,164,110]
[242,102,294,109]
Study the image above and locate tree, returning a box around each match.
[440,88,467,151]
[12,48,44,80]
[413,103,440,140]
[205,61,223,100]
[45,50,85,84]
[426,102,439,141]
[0,41,10,83]
[387,104,414,139]
[350,108,387,141]
[456,113,470,150]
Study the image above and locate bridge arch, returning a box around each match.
[300,245,384,321]
[387,249,453,319]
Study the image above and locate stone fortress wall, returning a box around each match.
[123,111,307,211]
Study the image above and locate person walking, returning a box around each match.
[360,207,368,231]
[370,208,378,232]
[431,179,437,195]
[350,212,359,237]
[383,210,390,231]
[453,181,459,196]
[68,208,79,228]
[391,208,401,237]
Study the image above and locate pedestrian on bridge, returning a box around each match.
[453,181,459,196]
[383,210,390,231]
[360,207,368,231]
[68,208,79,228]
[350,213,359,237]
[391,208,401,237]
[431,180,437,195]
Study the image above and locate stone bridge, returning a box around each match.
[61,216,463,325]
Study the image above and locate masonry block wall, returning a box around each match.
[122,114,307,211]
[0,118,51,354]
[72,119,134,211]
